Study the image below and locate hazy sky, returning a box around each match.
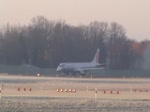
[0,0,150,41]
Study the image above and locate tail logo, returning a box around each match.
[95,50,99,63]
[92,48,99,63]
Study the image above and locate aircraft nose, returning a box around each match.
[56,66,61,72]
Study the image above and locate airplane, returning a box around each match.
[56,48,105,76]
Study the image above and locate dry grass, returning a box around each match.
[0,97,150,112]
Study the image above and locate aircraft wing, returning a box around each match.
[81,67,104,70]
[75,67,104,73]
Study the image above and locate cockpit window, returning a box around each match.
[59,64,64,67]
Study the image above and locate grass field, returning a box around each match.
[0,97,150,112]
[0,64,150,77]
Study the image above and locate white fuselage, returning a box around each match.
[57,62,101,74]
[56,48,104,75]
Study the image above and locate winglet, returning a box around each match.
[92,48,99,63]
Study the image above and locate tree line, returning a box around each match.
[0,16,149,69]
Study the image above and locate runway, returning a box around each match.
[0,75,150,99]
[0,75,150,112]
